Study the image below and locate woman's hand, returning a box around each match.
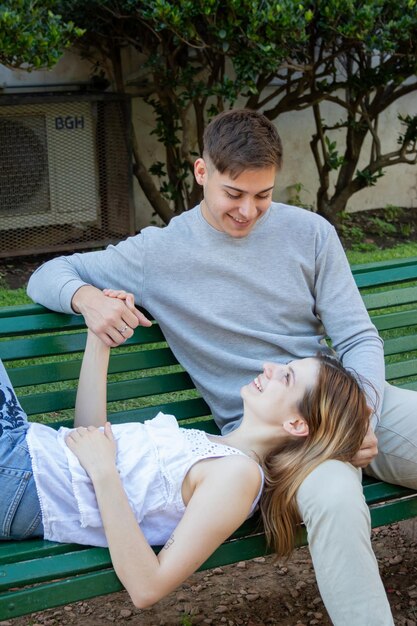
[72,286,152,348]
[66,422,117,481]
[101,289,151,343]
[102,288,136,312]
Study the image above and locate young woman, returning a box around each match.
[0,293,370,609]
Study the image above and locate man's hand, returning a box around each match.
[72,285,152,347]
[351,423,378,468]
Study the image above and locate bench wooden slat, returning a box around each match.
[0,548,112,592]
[0,303,46,319]
[362,286,417,310]
[398,379,417,391]
[0,541,86,566]
[44,397,213,429]
[385,359,417,380]
[0,569,123,620]
[351,256,417,274]
[370,496,417,527]
[371,309,417,331]
[382,335,417,356]
[0,325,165,361]
[362,480,417,505]
[109,401,213,426]
[0,312,84,336]
[8,348,178,388]
[353,265,417,288]
[19,372,196,416]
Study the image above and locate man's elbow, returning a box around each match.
[26,274,36,301]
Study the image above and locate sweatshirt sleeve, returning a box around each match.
[314,226,385,426]
[27,234,146,314]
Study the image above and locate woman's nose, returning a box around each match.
[263,362,284,378]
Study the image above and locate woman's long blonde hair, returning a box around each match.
[260,355,372,557]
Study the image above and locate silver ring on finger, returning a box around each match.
[118,325,128,335]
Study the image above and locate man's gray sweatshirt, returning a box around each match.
[27,203,384,433]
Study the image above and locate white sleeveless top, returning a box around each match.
[27,412,264,547]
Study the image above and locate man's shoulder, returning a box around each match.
[141,206,199,241]
[269,202,332,230]
[265,203,334,244]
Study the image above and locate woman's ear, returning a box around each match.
[283,416,309,438]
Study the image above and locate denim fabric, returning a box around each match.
[0,363,43,540]
[0,362,28,437]
[0,425,43,540]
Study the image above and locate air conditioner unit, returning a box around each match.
[0,101,99,231]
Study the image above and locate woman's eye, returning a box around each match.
[284,373,290,384]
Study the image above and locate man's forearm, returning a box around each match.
[341,336,385,429]
[72,285,103,314]
[27,257,89,313]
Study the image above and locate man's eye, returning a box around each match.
[285,373,290,384]
[225,191,240,199]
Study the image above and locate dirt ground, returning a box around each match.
[2,522,417,626]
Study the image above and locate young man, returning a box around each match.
[29,109,416,624]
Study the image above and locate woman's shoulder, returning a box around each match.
[201,454,262,494]
[189,455,264,523]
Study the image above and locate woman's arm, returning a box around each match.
[74,330,110,427]
[75,291,138,427]
[66,426,261,609]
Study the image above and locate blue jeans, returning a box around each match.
[0,417,44,540]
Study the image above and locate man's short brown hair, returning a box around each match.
[203,109,283,178]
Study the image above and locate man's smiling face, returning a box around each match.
[194,157,277,238]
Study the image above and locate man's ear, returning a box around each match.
[283,416,309,438]
[194,158,208,185]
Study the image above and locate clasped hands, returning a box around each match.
[72,286,152,347]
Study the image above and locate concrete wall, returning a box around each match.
[1,50,416,230]
[0,51,96,91]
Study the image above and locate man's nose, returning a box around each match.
[238,197,257,219]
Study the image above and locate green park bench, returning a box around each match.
[1,255,417,620]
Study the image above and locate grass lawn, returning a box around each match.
[346,241,417,265]
[0,286,30,307]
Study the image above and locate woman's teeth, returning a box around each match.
[254,377,263,392]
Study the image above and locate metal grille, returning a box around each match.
[0,93,134,258]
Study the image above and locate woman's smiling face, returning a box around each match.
[241,358,320,425]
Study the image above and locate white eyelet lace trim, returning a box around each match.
[182,428,244,459]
